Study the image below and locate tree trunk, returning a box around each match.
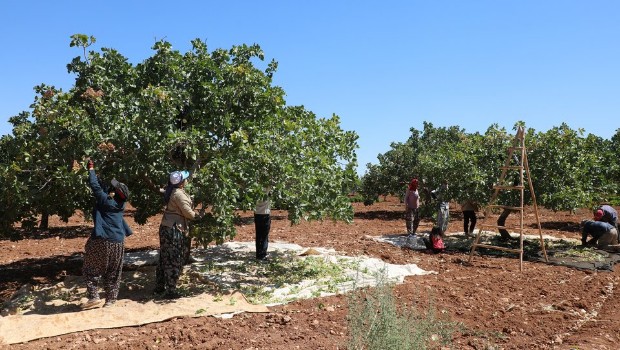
[40,210,49,229]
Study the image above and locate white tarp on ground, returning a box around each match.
[0,241,435,345]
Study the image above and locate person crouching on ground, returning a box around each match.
[82,160,132,310]
[423,226,445,253]
[594,204,618,230]
[155,170,200,299]
[581,219,619,250]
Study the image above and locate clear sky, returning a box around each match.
[1,1,618,175]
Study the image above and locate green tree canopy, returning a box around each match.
[362,122,619,214]
[0,35,358,242]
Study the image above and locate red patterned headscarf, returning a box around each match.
[594,209,604,220]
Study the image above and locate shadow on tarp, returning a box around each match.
[534,249,620,272]
[466,235,620,272]
[2,241,436,345]
[374,231,620,272]
[454,233,620,272]
[371,233,430,250]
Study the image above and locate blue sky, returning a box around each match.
[1,1,618,175]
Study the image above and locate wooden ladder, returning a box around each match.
[468,126,548,271]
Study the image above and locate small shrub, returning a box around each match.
[347,271,457,350]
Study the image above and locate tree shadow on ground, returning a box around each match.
[0,254,84,303]
[2,226,92,242]
[532,221,581,233]
[354,210,403,221]
[445,233,578,258]
[1,245,317,316]
[1,251,190,311]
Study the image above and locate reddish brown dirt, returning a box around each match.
[2,197,620,349]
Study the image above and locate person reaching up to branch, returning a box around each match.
[81,159,132,310]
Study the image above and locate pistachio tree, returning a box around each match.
[527,123,615,211]
[2,34,358,242]
[362,122,619,214]
[0,84,92,232]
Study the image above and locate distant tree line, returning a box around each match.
[361,121,620,215]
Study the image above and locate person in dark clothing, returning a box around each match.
[81,160,132,310]
[581,219,618,249]
[594,205,618,229]
[461,200,478,236]
[254,191,271,261]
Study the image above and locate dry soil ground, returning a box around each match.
[2,197,620,349]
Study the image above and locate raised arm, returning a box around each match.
[87,161,109,205]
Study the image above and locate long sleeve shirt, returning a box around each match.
[88,170,132,242]
[255,199,271,215]
[405,189,419,209]
[160,188,195,231]
[597,205,618,225]
[582,220,614,244]
[461,200,477,212]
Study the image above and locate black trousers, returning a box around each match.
[254,214,271,259]
[463,210,477,233]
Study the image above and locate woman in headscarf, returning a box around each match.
[154,170,199,299]
[404,178,420,236]
[81,160,132,309]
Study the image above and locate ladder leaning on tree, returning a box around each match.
[468,126,548,271]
